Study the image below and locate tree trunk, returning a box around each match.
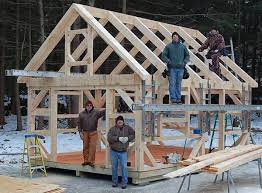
[15,0,22,131]
[38,0,46,129]
[0,0,6,128]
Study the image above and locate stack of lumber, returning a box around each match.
[164,144,262,178]
[0,175,64,193]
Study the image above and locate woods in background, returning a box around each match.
[0,0,261,130]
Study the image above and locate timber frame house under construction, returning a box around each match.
[17,3,259,184]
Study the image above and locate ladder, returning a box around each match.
[21,134,47,178]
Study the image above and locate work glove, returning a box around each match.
[119,137,128,144]
[79,132,83,140]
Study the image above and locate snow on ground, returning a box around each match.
[0,113,261,169]
[0,113,262,192]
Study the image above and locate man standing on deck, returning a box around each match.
[78,100,105,167]
[162,32,190,104]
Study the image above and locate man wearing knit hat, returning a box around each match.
[78,100,105,167]
[107,116,135,189]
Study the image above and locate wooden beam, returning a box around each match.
[26,74,139,87]
[218,89,226,150]
[81,4,198,38]
[18,6,79,83]
[31,90,48,111]
[72,18,107,61]
[164,145,261,178]
[73,4,150,80]
[110,35,149,75]
[143,144,157,167]
[227,92,242,105]
[49,89,58,161]
[115,89,134,111]
[189,137,205,159]
[94,24,134,73]
[108,12,165,72]
[83,90,99,107]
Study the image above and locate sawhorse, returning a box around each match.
[177,158,262,193]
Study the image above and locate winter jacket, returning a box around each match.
[77,109,105,133]
[161,41,190,69]
[198,33,225,52]
[107,124,135,152]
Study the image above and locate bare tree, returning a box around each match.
[38,0,46,129]
[15,0,23,131]
[0,0,7,128]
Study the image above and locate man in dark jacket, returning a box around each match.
[162,32,190,104]
[107,116,135,189]
[198,26,225,77]
[78,100,105,167]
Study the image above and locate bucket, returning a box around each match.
[193,128,201,134]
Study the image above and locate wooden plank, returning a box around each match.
[83,90,99,107]
[108,12,165,72]
[209,148,262,173]
[134,84,144,171]
[115,89,134,111]
[49,89,58,161]
[73,4,150,80]
[18,6,79,83]
[57,114,79,119]
[0,175,64,193]
[143,144,157,167]
[71,18,107,61]
[234,132,249,146]
[110,35,149,75]
[194,144,253,162]
[218,89,225,150]
[26,74,139,87]
[31,90,48,111]
[56,91,81,96]
[227,92,242,105]
[32,108,49,116]
[164,144,261,178]
[188,137,204,159]
[81,4,198,38]
[94,24,134,73]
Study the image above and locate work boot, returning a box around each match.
[112,184,118,188]
[81,162,89,166]
[176,100,182,104]
[121,185,127,189]
[88,162,95,167]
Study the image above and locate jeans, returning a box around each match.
[168,68,184,102]
[110,149,128,185]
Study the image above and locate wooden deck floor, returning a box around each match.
[54,145,192,167]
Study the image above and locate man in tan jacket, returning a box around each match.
[78,100,105,167]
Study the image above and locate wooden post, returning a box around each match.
[105,89,115,167]
[134,81,144,171]
[65,26,71,75]
[49,89,58,161]
[27,87,35,133]
[184,86,191,136]
[87,24,93,75]
[218,89,226,150]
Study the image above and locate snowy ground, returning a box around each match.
[0,114,261,192]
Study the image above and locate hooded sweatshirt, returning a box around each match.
[161,41,190,69]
